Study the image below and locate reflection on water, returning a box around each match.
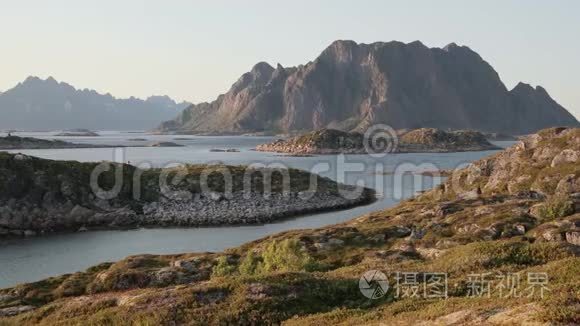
[0,131,512,288]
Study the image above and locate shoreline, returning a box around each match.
[256,146,501,155]
[0,188,376,240]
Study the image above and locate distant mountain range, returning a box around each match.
[159,40,579,135]
[0,77,190,130]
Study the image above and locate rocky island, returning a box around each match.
[0,152,374,237]
[0,127,577,324]
[0,136,189,150]
[54,129,100,137]
[146,141,184,147]
[256,128,501,155]
[0,135,114,150]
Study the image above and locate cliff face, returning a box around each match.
[161,40,579,135]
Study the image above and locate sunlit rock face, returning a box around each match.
[160,40,579,135]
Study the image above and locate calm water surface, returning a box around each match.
[0,131,514,288]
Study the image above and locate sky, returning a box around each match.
[1,0,579,118]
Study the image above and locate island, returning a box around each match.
[0,136,190,150]
[54,129,100,137]
[256,128,501,155]
[209,148,240,152]
[0,152,374,237]
[0,135,115,150]
[146,141,184,147]
[1,127,577,324]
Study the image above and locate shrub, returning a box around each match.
[237,239,319,276]
[259,239,318,273]
[539,195,574,220]
[239,251,261,276]
[212,256,237,277]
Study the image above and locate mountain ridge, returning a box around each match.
[0,76,191,130]
[159,40,579,135]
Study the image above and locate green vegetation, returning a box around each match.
[0,152,344,205]
[238,251,261,276]
[538,195,575,220]
[212,239,320,278]
[259,239,319,274]
[211,256,238,277]
[1,127,579,324]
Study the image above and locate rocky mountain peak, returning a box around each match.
[534,85,549,96]
[250,62,274,77]
[513,82,535,92]
[407,40,428,48]
[321,39,362,63]
[159,40,579,135]
[442,42,459,51]
[22,76,42,84]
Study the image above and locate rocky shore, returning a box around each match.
[0,127,578,324]
[0,152,374,237]
[256,128,500,155]
[141,189,373,227]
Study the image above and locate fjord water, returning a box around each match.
[0,132,512,288]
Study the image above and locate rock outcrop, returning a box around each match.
[159,40,579,135]
[256,128,500,154]
[445,127,580,196]
[0,152,374,237]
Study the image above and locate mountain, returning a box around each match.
[159,40,579,135]
[0,77,190,130]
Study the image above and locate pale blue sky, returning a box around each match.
[1,0,578,118]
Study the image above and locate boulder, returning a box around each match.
[551,149,579,167]
[172,258,199,272]
[542,229,564,242]
[152,267,185,286]
[0,305,36,317]
[565,231,580,245]
[555,175,580,194]
[314,238,344,251]
[69,205,95,222]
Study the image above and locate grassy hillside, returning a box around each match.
[0,127,578,324]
